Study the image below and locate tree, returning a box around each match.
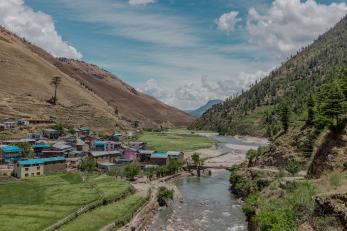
[286,159,300,176]
[306,95,315,126]
[50,76,62,105]
[17,142,33,158]
[123,163,140,181]
[78,157,96,172]
[264,110,274,137]
[280,102,290,133]
[191,153,204,177]
[318,80,346,126]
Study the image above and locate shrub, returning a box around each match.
[123,163,140,181]
[242,193,260,216]
[78,157,96,172]
[255,182,316,231]
[157,187,173,206]
[329,172,345,189]
[343,162,347,171]
[286,159,300,176]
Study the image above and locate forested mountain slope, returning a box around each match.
[193,15,347,137]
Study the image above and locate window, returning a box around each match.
[25,173,29,177]
[37,172,40,176]
[25,168,29,171]
[31,173,34,176]
[37,166,40,170]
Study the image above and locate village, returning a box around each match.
[0,118,185,179]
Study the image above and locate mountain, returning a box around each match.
[186,99,223,117]
[193,15,347,137]
[0,26,193,131]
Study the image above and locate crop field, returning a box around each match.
[137,129,214,151]
[58,195,146,231]
[0,173,132,231]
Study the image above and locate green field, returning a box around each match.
[137,130,214,151]
[0,173,132,231]
[58,195,146,231]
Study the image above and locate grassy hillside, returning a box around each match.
[0,26,193,130]
[193,15,347,137]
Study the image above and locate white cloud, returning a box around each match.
[129,0,155,6]
[247,0,347,57]
[0,0,82,59]
[217,11,241,33]
[140,70,268,110]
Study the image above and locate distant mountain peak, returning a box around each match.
[186,99,223,117]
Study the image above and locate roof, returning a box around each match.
[167,151,183,156]
[79,127,90,131]
[98,162,116,167]
[34,143,51,149]
[0,145,22,153]
[90,150,121,157]
[43,128,59,132]
[95,140,106,146]
[18,157,65,166]
[53,143,73,150]
[139,150,155,155]
[151,152,168,159]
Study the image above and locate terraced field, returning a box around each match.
[0,173,134,231]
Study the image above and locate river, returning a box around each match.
[147,135,267,231]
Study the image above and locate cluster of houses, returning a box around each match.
[0,126,184,179]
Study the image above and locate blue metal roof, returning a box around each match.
[151,152,168,159]
[95,140,106,146]
[79,127,90,131]
[34,144,51,149]
[18,157,65,166]
[0,145,22,153]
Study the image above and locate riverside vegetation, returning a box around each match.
[193,14,347,231]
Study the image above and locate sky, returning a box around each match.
[1,0,347,110]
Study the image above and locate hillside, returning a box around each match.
[193,15,347,137]
[186,99,222,117]
[0,26,193,130]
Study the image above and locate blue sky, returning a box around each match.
[2,0,347,109]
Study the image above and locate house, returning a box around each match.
[3,139,36,146]
[76,139,89,152]
[33,143,51,155]
[98,162,116,170]
[17,119,30,126]
[43,129,60,139]
[91,140,119,151]
[89,150,121,163]
[123,147,137,161]
[27,132,42,141]
[78,127,90,137]
[14,157,66,178]
[0,145,22,164]
[128,141,146,150]
[110,132,122,142]
[3,121,16,130]
[137,150,155,162]
[41,143,72,158]
[149,151,184,165]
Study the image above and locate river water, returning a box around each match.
[147,135,267,231]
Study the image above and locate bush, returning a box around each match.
[286,159,300,176]
[242,193,260,216]
[78,157,96,172]
[343,162,347,171]
[329,172,345,189]
[157,187,173,206]
[123,163,140,181]
[255,182,316,231]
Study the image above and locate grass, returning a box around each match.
[58,195,146,231]
[0,173,132,231]
[137,130,214,151]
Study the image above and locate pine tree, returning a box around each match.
[280,102,290,133]
[319,80,346,126]
[306,95,315,126]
